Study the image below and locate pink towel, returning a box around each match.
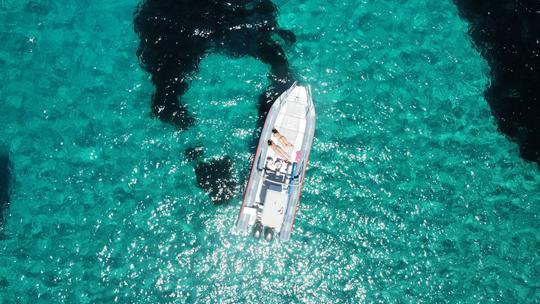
[295,151,302,162]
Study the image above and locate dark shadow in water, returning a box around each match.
[134,0,296,202]
[184,144,205,162]
[453,0,540,165]
[134,0,295,129]
[185,143,238,204]
[194,156,238,204]
[0,152,11,230]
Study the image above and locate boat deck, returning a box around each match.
[273,86,309,158]
[254,86,310,230]
[236,82,315,241]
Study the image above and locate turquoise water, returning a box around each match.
[1,0,539,302]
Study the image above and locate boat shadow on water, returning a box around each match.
[134,0,297,203]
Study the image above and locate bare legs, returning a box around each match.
[268,140,290,160]
[272,128,293,149]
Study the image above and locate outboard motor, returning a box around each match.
[264,227,274,242]
[252,221,263,239]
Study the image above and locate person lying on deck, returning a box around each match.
[272,128,294,149]
[267,139,290,161]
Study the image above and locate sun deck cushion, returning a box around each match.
[277,128,298,146]
[275,105,307,154]
[280,116,301,131]
[283,102,307,119]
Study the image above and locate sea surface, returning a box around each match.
[1,0,539,303]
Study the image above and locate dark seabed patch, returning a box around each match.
[184,144,205,162]
[134,0,295,201]
[194,156,238,204]
[134,0,295,129]
[453,0,540,165]
[0,152,11,229]
[0,277,8,289]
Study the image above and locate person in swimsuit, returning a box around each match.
[267,139,290,160]
[272,128,294,149]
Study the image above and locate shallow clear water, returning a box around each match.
[1,0,539,303]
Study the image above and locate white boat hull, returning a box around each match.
[236,83,316,241]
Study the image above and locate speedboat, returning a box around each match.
[236,82,316,241]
